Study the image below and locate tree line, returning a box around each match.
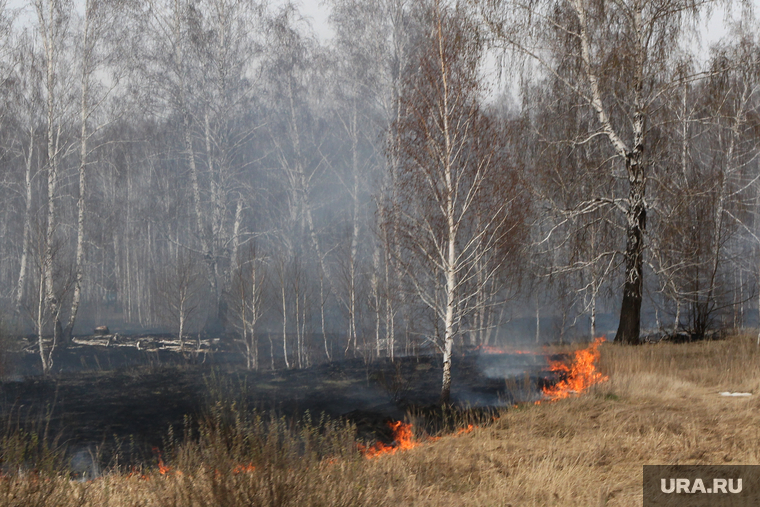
[0,0,758,401]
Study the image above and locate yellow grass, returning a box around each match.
[3,333,760,506]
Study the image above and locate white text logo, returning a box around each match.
[660,478,742,494]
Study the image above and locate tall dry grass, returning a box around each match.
[2,334,760,506]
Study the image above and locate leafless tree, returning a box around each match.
[273,251,291,369]
[63,0,127,342]
[141,0,265,328]
[25,217,73,374]
[154,250,206,351]
[6,31,43,320]
[33,0,77,348]
[227,244,266,369]
[480,0,708,344]
[387,0,527,402]
[264,5,335,359]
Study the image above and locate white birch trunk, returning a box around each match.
[37,269,48,374]
[42,0,60,344]
[280,265,290,369]
[66,1,91,342]
[707,85,745,322]
[441,215,457,403]
[15,130,34,314]
[249,261,259,370]
[178,306,185,352]
[229,197,243,282]
[319,273,330,361]
[440,17,456,403]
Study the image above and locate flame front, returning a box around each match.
[454,424,474,436]
[359,421,418,458]
[232,463,256,474]
[359,421,477,458]
[539,337,608,402]
[152,447,173,475]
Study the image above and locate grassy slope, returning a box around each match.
[3,334,760,506]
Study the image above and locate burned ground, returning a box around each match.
[0,336,554,471]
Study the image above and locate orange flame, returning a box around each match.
[232,463,256,474]
[126,467,150,481]
[152,447,182,476]
[454,424,475,436]
[359,421,418,458]
[538,337,608,403]
[359,421,479,458]
[151,447,172,475]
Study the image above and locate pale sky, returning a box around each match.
[286,0,755,50]
[287,0,334,41]
[8,0,754,50]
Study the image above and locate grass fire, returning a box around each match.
[358,421,418,458]
[537,337,609,403]
[1,334,760,505]
[0,0,755,503]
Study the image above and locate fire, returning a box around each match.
[539,337,608,402]
[126,468,150,481]
[158,460,172,475]
[454,424,475,436]
[232,463,256,474]
[151,447,184,476]
[152,447,173,475]
[138,448,259,478]
[359,421,478,458]
[359,421,418,458]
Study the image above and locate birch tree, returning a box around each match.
[264,6,328,360]
[389,0,526,402]
[480,0,707,344]
[142,0,264,329]
[328,0,420,359]
[185,0,264,322]
[702,36,760,335]
[327,1,386,358]
[63,0,125,342]
[33,0,76,352]
[228,244,266,369]
[154,250,206,351]
[8,32,43,319]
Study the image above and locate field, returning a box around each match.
[1,333,760,506]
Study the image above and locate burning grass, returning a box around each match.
[537,336,609,402]
[3,333,760,505]
[358,421,418,458]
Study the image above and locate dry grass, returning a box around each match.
[3,333,760,506]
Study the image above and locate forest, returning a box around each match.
[0,0,758,401]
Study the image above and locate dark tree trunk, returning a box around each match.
[62,322,74,345]
[616,152,646,345]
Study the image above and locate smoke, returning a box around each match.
[477,351,546,380]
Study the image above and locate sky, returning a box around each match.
[7,0,755,49]
[287,0,334,41]
[284,0,754,49]
[284,0,755,106]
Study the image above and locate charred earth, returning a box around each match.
[0,332,559,473]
